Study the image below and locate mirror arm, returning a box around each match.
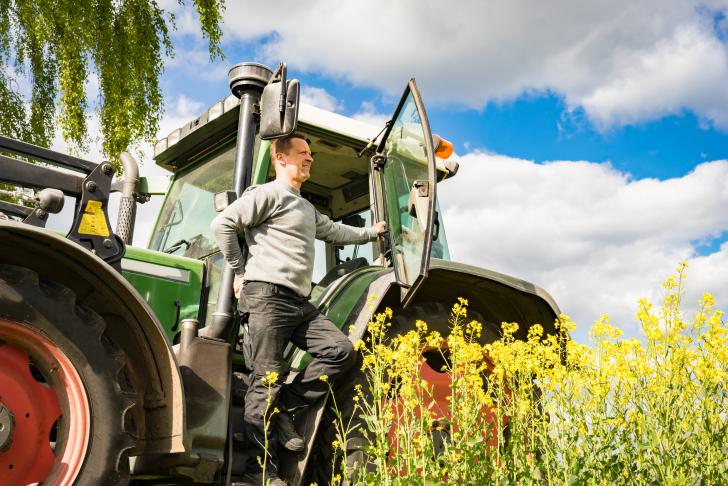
[279,74,287,113]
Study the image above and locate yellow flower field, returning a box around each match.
[329,263,728,485]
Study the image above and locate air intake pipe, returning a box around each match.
[116,152,140,244]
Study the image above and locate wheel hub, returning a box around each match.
[0,320,90,486]
[0,339,60,484]
[0,402,14,450]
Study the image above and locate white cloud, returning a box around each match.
[50,94,202,167]
[352,101,389,127]
[300,86,344,112]
[438,152,728,342]
[50,111,103,163]
[166,94,205,124]
[159,0,205,40]
[208,0,728,131]
[164,46,230,82]
[575,24,728,129]
[165,46,210,69]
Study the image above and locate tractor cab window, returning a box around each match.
[150,141,246,259]
[334,209,374,266]
[309,208,374,302]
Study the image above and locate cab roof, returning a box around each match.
[153,94,381,172]
[153,92,459,179]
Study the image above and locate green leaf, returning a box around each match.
[0,0,225,171]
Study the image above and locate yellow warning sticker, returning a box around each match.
[78,200,110,236]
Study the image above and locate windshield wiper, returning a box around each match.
[164,239,190,254]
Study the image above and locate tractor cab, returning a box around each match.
[149,77,458,333]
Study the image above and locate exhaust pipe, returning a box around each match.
[200,62,273,340]
[116,152,140,244]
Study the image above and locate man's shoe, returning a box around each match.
[277,412,304,452]
[234,470,286,486]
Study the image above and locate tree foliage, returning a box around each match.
[0,0,224,168]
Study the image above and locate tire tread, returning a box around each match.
[0,264,137,486]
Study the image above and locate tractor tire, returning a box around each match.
[0,264,136,486]
[308,302,496,485]
[389,301,497,345]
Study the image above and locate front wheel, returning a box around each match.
[0,264,136,486]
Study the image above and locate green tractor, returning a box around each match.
[0,62,560,485]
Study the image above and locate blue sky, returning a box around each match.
[432,100,728,181]
[50,0,728,342]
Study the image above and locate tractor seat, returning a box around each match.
[316,257,369,289]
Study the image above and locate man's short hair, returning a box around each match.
[272,133,307,156]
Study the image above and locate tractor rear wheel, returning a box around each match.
[0,264,136,486]
[309,302,496,484]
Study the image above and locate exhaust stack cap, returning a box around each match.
[228,62,273,98]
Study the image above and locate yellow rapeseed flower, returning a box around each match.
[261,371,279,385]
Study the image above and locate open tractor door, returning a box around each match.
[375,79,438,307]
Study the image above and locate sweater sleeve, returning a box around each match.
[314,211,378,245]
[210,185,276,276]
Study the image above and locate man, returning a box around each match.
[211,133,386,486]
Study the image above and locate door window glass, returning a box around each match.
[382,91,431,287]
[431,202,451,260]
[309,208,374,302]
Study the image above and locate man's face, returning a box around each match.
[276,138,313,184]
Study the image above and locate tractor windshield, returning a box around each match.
[150,142,243,258]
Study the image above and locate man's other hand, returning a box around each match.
[233,274,244,298]
[372,221,387,237]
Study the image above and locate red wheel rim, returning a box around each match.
[0,319,90,486]
[386,345,506,462]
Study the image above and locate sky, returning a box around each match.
[49,0,728,343]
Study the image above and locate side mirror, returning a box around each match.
[260,63,300,140]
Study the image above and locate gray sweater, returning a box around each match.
[211,179,377,297]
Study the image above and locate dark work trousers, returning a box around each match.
[240,281,356,473]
